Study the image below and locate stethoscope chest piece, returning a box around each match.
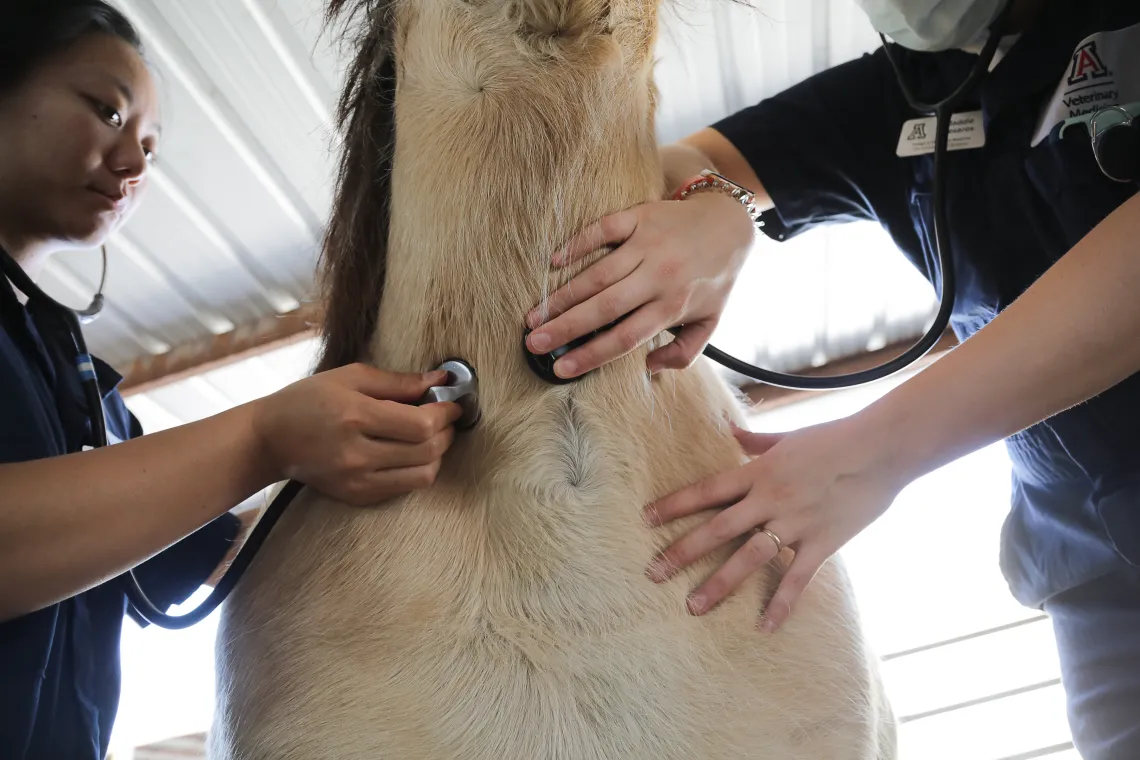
[420,358,482,429]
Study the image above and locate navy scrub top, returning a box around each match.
[0,273,240,760]
[714,0,1140,609]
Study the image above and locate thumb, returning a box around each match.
[344,363,449,403]
[647,321,716,374]
[730,422,784,456]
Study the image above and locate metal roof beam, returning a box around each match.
[119,303,321,396]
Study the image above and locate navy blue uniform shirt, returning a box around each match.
[0,272,240,760]
[714,0,1140,608]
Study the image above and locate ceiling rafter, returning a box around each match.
[119,302,322,396]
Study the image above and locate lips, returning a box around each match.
[88,187,128,211]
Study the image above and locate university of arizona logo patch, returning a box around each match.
[1067,40,1113,85]
[1031,21,1140,146]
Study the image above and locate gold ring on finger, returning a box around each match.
[754,527,782,553]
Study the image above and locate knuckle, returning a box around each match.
[598,292,623,322]
[741,534,773,565]
[615,326,641,353]
[415,462,441,488]
[598,214,621,240]
[587,258,613,286]
[696,477,722,506]
[414,415,437,442]
[341,410,365,432]
[338,451,366,474]
[423,432,447,461]
[706,510,738,544]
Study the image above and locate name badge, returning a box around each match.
[896,110,986,157]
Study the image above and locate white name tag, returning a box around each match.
[896,110,986,157]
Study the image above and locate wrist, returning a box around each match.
[233,400,284,492]
[660,142,718,196]
[673,171,763,237]
[844,382,955,488]
[820,412,911,493]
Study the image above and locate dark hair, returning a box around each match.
[0,0,143,96]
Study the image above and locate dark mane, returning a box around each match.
[315,0,400,373]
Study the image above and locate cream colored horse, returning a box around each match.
[210,0,897,757]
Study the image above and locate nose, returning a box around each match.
[109,135,149,185]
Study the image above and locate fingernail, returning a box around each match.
[646,558,668,583]
[758,618,776,634]
[687,594,706,615]
[554,358,576,378]
[552,250,567,266]
[424,370,447,384]
[529,332,550,351]
[641,505,660,526]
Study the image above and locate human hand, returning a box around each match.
[249,363,462,506]
[643,420,906,632]
[524,191,755,379]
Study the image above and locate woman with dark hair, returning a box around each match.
[0,3,462,757]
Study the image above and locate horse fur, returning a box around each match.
[209,0,899,757]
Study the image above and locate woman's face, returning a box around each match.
[0,33,160,255]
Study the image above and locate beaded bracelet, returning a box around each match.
[672,169,764,233]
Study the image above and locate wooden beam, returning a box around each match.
[743,329,959,412]
[119,303,323,397]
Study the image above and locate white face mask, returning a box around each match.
[855,0,1009,52]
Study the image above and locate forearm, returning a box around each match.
[0,402,276,621]
[861,192,1140,482]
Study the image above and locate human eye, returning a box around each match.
[88,96,123,128]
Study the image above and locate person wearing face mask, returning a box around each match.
[0,3,465,758]
[525,0,1140,756]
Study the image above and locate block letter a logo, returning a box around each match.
[1068,41,1111,85]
